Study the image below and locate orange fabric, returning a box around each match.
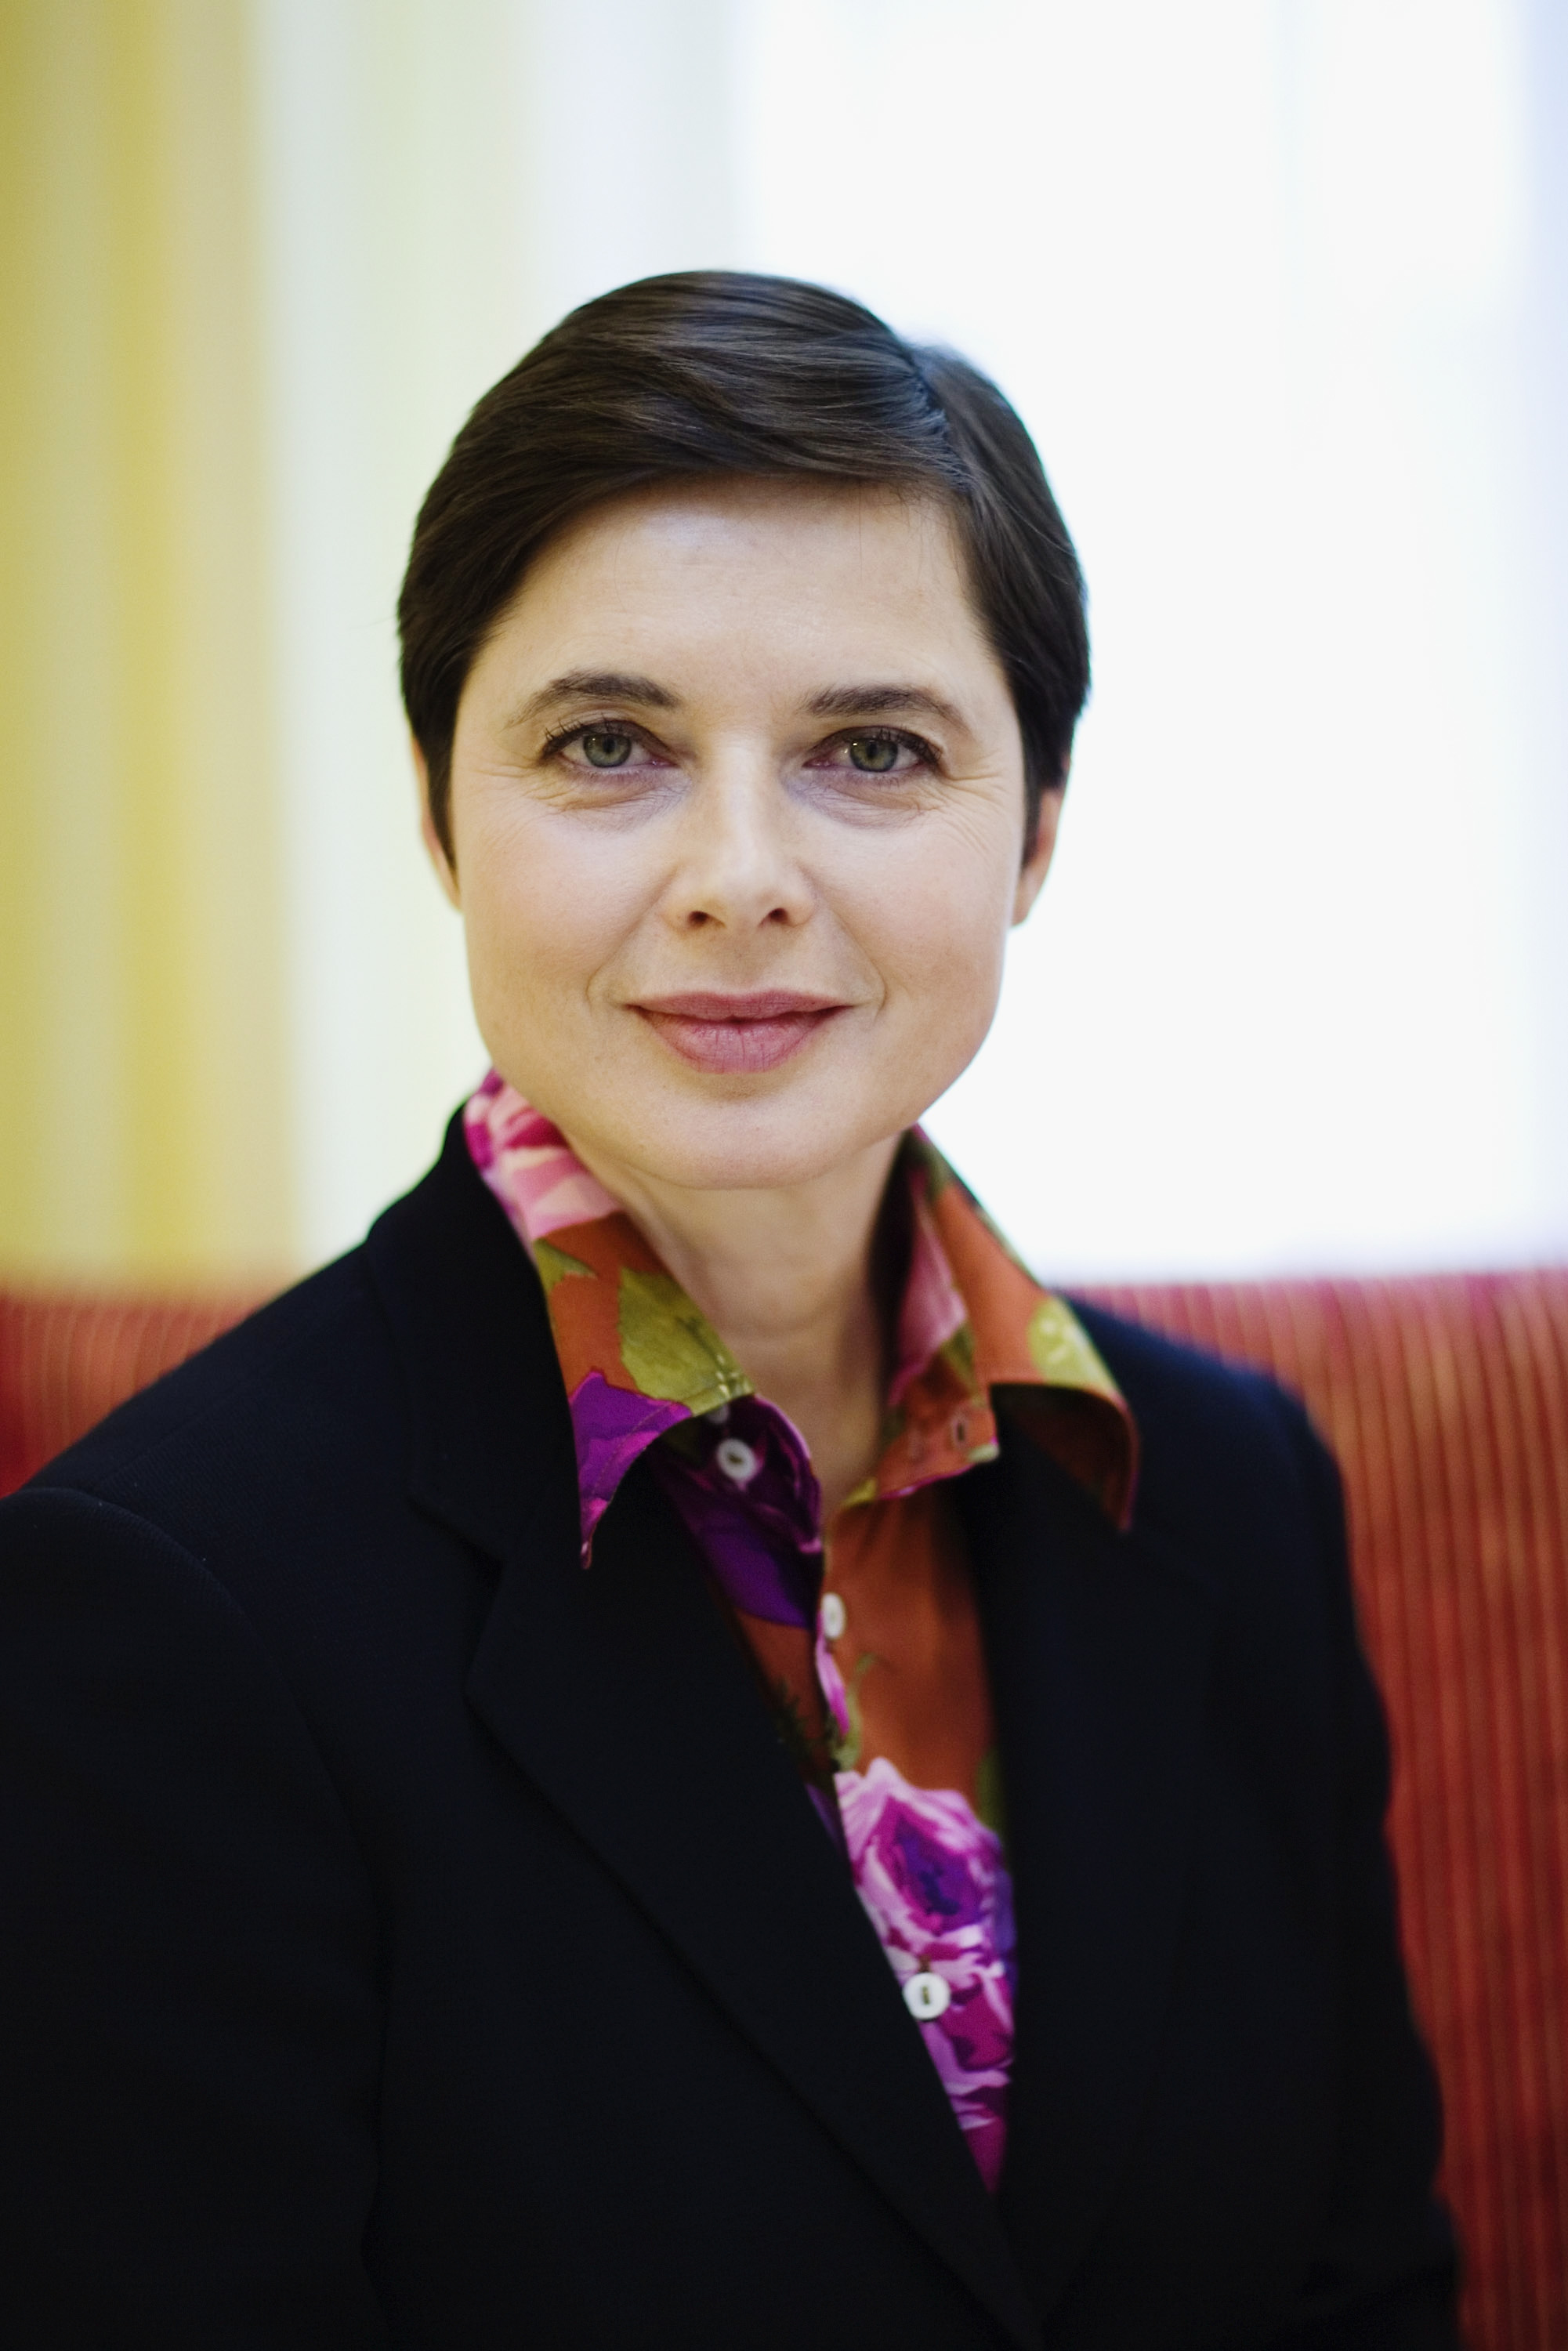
[728,1481,998,1815]
[0,1287,264,1496]
[5,1265,1566,2351]
[825,1482,996,1812]
[530,1212,673,1391]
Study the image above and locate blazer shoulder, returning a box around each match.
[1067,1295,1340,1576]
[21,1247,400,1526]
[9,1118,568,1599]
[1069,1295,1316,1457]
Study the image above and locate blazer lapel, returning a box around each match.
[957,1426,1219,2323]
[369,1122,1040,2351]
[468,1462,1039,2350]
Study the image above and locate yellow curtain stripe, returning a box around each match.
[0,0,291,1282]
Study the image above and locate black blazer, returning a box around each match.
[0,1115,1457,2349]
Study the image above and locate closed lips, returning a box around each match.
[632,992,850,1073]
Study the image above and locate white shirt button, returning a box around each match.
[904,1972,951,2022]
[820,1592,846,1641]
[715,1436,759,1485]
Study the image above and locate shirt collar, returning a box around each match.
[464,1071,1138,1554]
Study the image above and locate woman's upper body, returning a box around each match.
[0,272,1458,2346]
[0,1109,1454,2348]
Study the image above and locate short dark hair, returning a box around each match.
[399,271,1089,859]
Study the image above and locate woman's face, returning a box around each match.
[428,476,1059,1194]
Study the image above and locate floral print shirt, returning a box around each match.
[465,1070,1136,2193]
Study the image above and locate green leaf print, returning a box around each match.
[617,1269,751,1411]
[974,1746,1010,1850]
[830,1652,879,1773]
[531,1239,596,1293]
[1026,1295,1117,1396]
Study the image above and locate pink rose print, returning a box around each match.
[838,1756,1016,2191]
[465,1076,620,1241]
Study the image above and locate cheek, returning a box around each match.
[848,838,1013,1021]
[457,804,644,1002]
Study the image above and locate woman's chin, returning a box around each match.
[580,1091,912,1199]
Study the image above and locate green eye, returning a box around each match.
[581,729,635,768]
[847,734,900,773]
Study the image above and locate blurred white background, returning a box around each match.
[252,0,1566,1281]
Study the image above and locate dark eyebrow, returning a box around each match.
[806,684,965,729]
[508,671,680,728]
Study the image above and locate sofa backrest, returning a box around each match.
[4,1268,1566,2349]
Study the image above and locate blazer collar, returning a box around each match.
[368,1119,1217,2337]
[366,1112,581,1564]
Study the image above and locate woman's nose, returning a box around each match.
[660,763,815,933]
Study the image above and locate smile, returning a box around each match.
[632,991,850,1074]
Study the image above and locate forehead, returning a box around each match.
[473,476,1004,704]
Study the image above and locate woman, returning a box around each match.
[2,273,1455,2348]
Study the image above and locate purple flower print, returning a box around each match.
[839,1757,1013,1962]
[838,1756,1016,2191]
[888,1810,985,1931]
[649,1395,824,1629]
[567,1373,686,1557]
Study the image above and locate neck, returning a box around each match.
[567,1132,903,1522]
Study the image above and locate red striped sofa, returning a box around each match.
[4,1270,1566,2349]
